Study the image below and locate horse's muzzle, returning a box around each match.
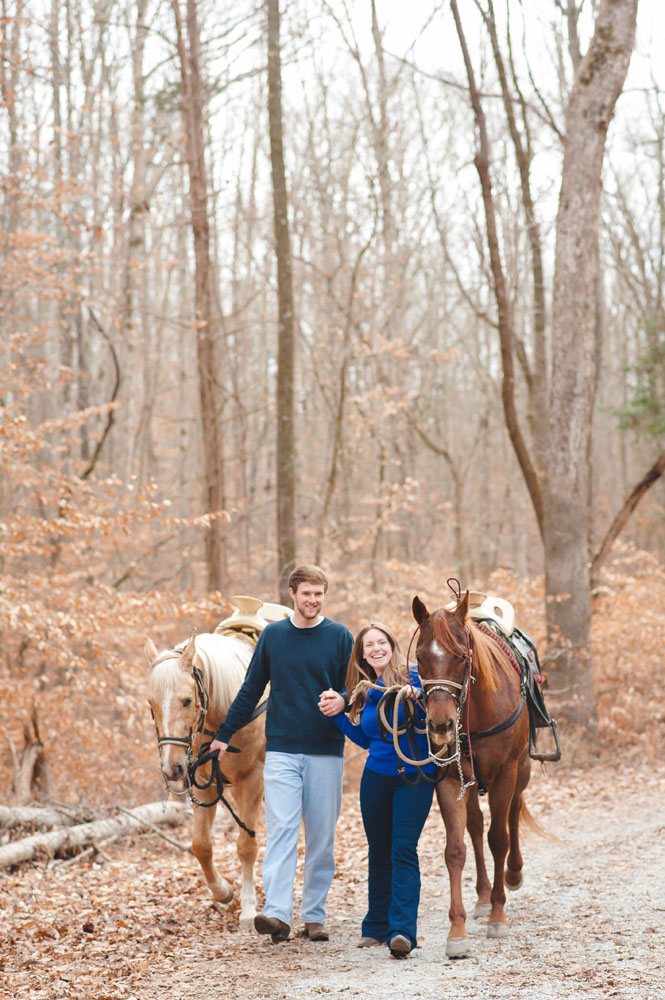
[162,760,189,790]
[427,717,456,747]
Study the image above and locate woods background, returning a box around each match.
[2,0,665,806]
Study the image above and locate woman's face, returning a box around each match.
[362,627,393,676]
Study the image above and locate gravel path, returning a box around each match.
[248,764,665,1000]
[3,757,664,1000]
[133,759,665,1000]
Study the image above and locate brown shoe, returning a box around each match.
[304,922,329,941]
[357,936,382,948]
[254,913,290,943]
[389,933,412,958]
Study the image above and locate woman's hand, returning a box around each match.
[400,684,419,700]
[318,688,345,717]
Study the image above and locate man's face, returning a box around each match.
[289,581,326,620]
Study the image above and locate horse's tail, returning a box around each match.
[519,798,559,842]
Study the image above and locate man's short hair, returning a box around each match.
[288,564,329,593]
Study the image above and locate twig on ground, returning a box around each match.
[114,804,192,853]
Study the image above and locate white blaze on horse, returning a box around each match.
[145,597,288,927]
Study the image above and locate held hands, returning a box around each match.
[209,738,229,760]
[318,688,345,717]
[400,684,419,700]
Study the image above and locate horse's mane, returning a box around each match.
[194,633,254,717]
[431,611,512,694]
[147,632,254,719]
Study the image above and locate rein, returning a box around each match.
[186,741,257,837]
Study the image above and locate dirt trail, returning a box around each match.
[2,758,665,1000]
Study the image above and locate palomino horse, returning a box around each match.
[145,630,265,926]
[412,590,534,958]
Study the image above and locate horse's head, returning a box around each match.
[145,633,203,793]
[412,591,471,749]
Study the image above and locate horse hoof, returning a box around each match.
[238,914,255,930]
[211,883,234,904]
[473,903,491,920]
[506,871,523,891]
[446,936,471,958]
[486,921,509,939]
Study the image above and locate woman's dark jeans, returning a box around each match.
[359,767,434,947]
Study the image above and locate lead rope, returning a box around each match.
[376,679,475,800]
[379,624,453,770]
[187,742,256,836]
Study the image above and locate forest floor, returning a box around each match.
[2,750,665,1000]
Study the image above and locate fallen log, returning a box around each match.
[0,801,188,868]
[0,805,81,830]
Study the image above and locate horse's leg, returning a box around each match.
[191,797,234,904]
[485,761,518,939]
[505,752,531,891]
[436,779,471,958]
[227,768,264,928]
[466,791,492,919]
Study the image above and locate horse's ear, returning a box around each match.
[144,637,159,664]
[181,632,197,668]
[412,596,429,624]
[454,590,470,624]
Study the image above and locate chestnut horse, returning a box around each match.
[412,591,533,958]
[145,631,265,926]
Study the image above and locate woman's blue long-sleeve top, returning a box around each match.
[332,668,436,776]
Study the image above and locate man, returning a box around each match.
[210,564,352,943]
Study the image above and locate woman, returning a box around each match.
[318,622,435,958]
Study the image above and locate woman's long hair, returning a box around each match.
[346,622,407,724]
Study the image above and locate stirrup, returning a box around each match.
[529,719,561,762]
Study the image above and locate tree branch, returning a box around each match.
[591,448,665,583]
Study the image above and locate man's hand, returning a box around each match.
[209,738,229,759]
[318,688,345,717]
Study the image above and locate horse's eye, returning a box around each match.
[182,698,192,708]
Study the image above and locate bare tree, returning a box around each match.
[451,0,638,732]
[545,0,637,729]
[267,0,296,601]
[172,0,228,592]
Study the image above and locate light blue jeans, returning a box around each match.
[262,751,344,927]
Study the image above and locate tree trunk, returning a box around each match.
[125,0,157,487]
[8,709,52,805]
[267,0,296,602]
[452,0,638,736]
[172,0,228,593]
[545,0,637,731]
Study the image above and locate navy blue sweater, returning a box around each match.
[332,669,436,776]
[215,616,353,756]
